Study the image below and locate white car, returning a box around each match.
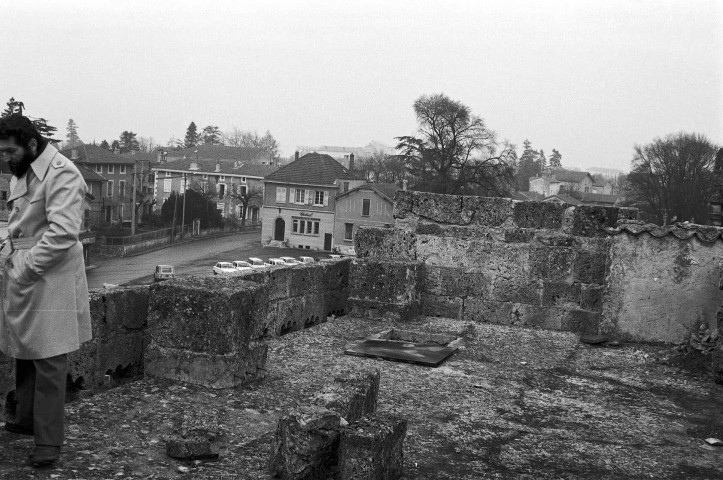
[213,262,237,275]
[247,257,267,269]
[232,260,253,270]
[298,256,315,264]
[265,258,287,267]
[279,256,301,266]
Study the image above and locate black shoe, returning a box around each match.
[28,446,60,467]
[4,422,34,435]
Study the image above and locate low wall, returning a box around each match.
[0,259,351,407]
[354,191,723,343]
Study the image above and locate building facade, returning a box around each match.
[333,183,399,253]
[152,158,275,222]
[261,153,366,250]
[63,145,140,224]
[296,141,395,169]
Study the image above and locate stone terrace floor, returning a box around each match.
[2,316,723,479]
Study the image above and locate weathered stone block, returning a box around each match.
[563,205,637,237]
[424,266,489,296]
[534,232,578,247]
[541,282,578,308]
[104,286,150,330]
[322,258,351,291]
[511,303,565,330]
[339,414,407,480]
[355,226,417,261]
[325,290,349,317]
[513,201,566,230]
[349,260,424,305]
[530,246,574,280]
[67,336,99,388]
[561,310,601,335]
[463,298,512,324]
[463,196,515,227]
[269,406,345,480]
[97,330,145,382]
[313,369,380,423]
[147,277,268,354]
[504,228,536,243]
[422,294,463,319]
[268,293,327,336]
[573,249,608,284]
[144,340,267,389]
[166,410,227,460]
[490,278,541,304]
[578,284,603,312]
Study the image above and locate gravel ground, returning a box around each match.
[1,316,722,479]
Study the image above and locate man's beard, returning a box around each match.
[7,149,36,178]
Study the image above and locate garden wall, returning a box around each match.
[353,191,723,343]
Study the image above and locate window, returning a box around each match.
[108,164,114,174]
[218,183,226,198]
[165,171,171,177]
[343,182,349,193]
[345,223,353,240]
[362,198,370,216]
[295,188,305,204]
[291,217,320,236]
[275,186,287,203]
[120,165,127,174]
[217,202,224,211]
[119,180,126,197]
[220,176,226,181]
[239,185,247,196]
[95,165,102,173]
[314,191,325,206]
[107,180,114,197]
[203,174,208,180]
[241,177,247,183]
[163,179,172,193]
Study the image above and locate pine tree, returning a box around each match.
[100,140,111,150]
[538,149,547,170]
[66,119,80,148]
[201,125,222,145]
[184,122,199,148]
[1,98,59,143]
[118,131,140,154]
[549,149,562,168]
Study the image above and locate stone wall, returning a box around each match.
[354,191,723,343]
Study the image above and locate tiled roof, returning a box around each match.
[61,144,136,165]
[510,191,545,201]
[605,220,723,244]
[151,158,277,178]
[264,152,360,186]
[337,182,401,201]
[163,145,270,163]
[573,192,618,205]
[74,162,107,183]
[551,170,591,183]
[544,194,582,206]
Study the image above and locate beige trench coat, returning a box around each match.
[0,144,92,359]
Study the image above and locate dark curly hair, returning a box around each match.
[0,115,44,149]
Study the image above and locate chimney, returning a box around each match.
[295,151,299,162]
[71,149,79,160]
[349,153,355,171]
[215,162,221,172]
[403,179,408,191]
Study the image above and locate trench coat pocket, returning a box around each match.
[7,251,41,285]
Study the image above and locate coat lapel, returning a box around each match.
[7,144,56,202]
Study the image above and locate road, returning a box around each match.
[85,231,334,289]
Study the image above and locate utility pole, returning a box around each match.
[171,190,178,243]
[181,173,187,239]
[130,163,137,237]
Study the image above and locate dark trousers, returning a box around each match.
[14,354,68,447]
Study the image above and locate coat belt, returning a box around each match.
[7,236,44,250]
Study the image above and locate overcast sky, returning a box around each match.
[3,0,721,172]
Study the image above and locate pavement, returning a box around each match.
[1,316,721,479]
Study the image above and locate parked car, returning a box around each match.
[264,258,287,267]
[232,260,253,270]
[154,264,175,282]
[298,256,315,264]
[279,256,301,266]
[247,257,267,269]
[213,262,237,275]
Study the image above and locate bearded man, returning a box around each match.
[0,115,91,467]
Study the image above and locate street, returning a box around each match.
[85,231,334,289]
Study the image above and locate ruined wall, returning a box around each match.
[354,191,723,343]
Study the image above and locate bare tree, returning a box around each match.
[396,93,515,195]
[228,185,262,226]
[624,132,719,224]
